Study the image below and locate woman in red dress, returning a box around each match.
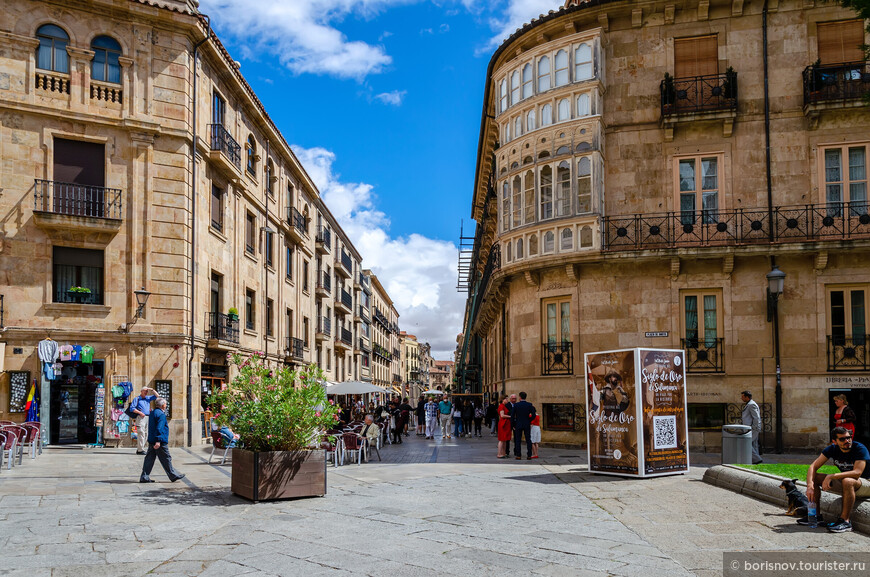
[497,395,512,458]
[833,394,857,437]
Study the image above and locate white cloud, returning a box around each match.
[484,0,556,51]
[292,145,464,359]
[439,23,451,33]
[373,90,407,106]
[200,0,410,80]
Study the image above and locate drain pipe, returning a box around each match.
[188,15,211,447]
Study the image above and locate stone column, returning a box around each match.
[66,46,94,111]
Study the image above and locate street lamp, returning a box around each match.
[766,265,786,453]
[134,287,151,319]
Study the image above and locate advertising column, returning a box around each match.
[585,349,639,475]
[639,348,689,476]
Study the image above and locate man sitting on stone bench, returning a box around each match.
[799,426,870,533]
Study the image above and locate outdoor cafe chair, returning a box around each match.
[323,435,340,468]
[208,430,232,465]
[0,432,6,471]
[18,423,40,460]
[1,427,22,469]
[341,432,366,465]
[23,422,45,455]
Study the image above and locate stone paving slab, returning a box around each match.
[0,433,866,576]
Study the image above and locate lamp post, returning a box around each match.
[134,287,151,318]
[766,265,786,453]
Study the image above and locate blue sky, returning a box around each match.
[199,0,556,358]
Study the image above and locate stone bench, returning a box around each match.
[703,465,870,534]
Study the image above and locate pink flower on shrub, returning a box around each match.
[329,399,334,405]
[333,414,339,420]
[315,412,321,417]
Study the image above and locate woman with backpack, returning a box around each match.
[473,401,485,437]
[452,397,464,438]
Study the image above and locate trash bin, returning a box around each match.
[721,424,753,465]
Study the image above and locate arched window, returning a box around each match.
[266,158,275,196]
[541,103,552,126]
[537,55,551,92]
[561,228,573,251]
[580,225,593,247]
[512,176,522,228]
[575,43,593,80]
[502,181,510,232]
[36,24,69,73]
[91,35,122,83]
[504,122,510,143]
[516,238,524,259]
[526,109,536,132]
[557,98,570,121]
[514,117,522,139]
[577,157,592,213]
[510,71,520,105]
[529,233,538,255]
[523,170,535,223]
[246,135,257,175]
[511,161,519,169]
[556,161,571,217]
[522,63,533,99]
[540,166,553,220]
[544,231,555,253]
[577,93,590,117]
[523,156,533,165]
[556,145,570,155]
[538,150,551,159]
[555,50,569,86]
[499,79,508,113]
[506,240,512,262]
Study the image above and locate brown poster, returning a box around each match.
[586,350,639,475]
[639,349,689,475]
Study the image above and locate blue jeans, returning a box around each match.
[453,417,463,436]
[219,427,237,448]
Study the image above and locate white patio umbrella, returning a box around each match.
[326,381,388,395]
[422,389,446,395]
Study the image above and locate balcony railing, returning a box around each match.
[661,72,737,117]
[55,288,103,305]
[358,305,369,321]
[338,327,353,346]
[359,338,371,353]
[317,316,331,337]
[338,250,353,274]
[373,308,389,329]
[828,335,869,372]
[285,336,304,360]
[803,62,870,106]
[287,206,308,237]
[34,179,122,219]
[316,226,331,249]
[206,312,239,345]
[316,270,331,294]
[681,338,725,373]
[208,124,241,170]
[602,202,870,251]
[373,343,392,361]
[338,288,353,310]
[542,342,573,376]
[359,272,370,290]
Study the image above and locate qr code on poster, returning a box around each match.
[653,415,678,449]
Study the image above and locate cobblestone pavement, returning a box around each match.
[0,431,866,577]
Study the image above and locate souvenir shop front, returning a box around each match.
[50,359,105,445]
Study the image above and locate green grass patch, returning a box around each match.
[735,463,839,480]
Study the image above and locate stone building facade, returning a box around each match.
[399,331,420,399]
[369,273,401,392]
[0,0,393,446]
[457,0,870,450]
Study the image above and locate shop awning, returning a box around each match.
[326,381,387,395]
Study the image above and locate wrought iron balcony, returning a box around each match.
[285,336,304,360]
[804,61,870,106]
[603,202,870,251]
[208,124,241,170]
[315,270,331,295]
[316,226,331,252]
[358,304,369,322]
[661,71,737,117]
[373,343,392,361]
[316,316,331,338]
[336,288,353,312]
[542,342,573,376]
[287,206,308,239]
[373,308,389,329]
[335,249,353,277]
[681,338,725,373]
[338,327,353,346]
[828,335,869,372]
[34,179,122,220]
[359,338,371,353]
[206,312,239,345]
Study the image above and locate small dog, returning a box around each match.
[780,479,809,516]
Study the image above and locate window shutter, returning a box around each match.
[674,35,718,78]
[817,20,865,64]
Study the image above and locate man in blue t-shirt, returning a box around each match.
[800,427,870,533]
[438,396,452,439]
[130,387,157,455]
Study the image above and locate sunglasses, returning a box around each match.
[836,436,853,441]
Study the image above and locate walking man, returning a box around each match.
[438,395,452,439]
[505,394,516,457]
[424,396,439,439]
[741,390,763,464]
[511,392,536,460]
[140,398,185,483]
[130,386,157,455]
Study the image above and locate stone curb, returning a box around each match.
[702,465,870,534]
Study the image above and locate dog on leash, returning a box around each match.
[780,479,809,516]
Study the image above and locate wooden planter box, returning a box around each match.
[231,448,326,502]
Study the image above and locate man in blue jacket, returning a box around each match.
[140,398,185,483]
[511,391,536,460]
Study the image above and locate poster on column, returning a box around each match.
[639,349,689,476]
[585,349,639,475]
